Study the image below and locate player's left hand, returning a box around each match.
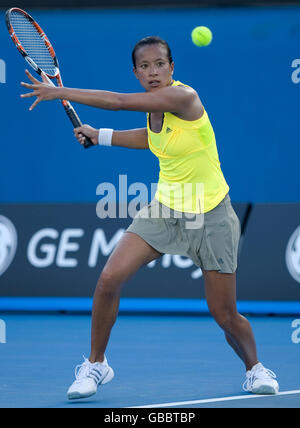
[20,69,58,110]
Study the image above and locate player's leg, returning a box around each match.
[67,231,161,399]
[204,270,279,394]
[89,231,162,363]
[203,270,258,370]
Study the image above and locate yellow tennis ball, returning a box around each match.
[191,26,213,47]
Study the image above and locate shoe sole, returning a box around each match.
[67,367,114,400]
[251,385,279,395]
[68,390,97,400]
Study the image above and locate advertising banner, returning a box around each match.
[237,204,300,301]
[0,203,249,300]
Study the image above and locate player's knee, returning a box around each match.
[210,307,239,333]
[97,268,120,297]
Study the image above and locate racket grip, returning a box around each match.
[64,104,94,149]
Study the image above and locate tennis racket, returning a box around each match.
[5,7,93,149]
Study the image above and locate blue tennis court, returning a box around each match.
[0,313,299,408]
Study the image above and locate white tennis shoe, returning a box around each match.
[67,356,114,400]
[243,362,279,395]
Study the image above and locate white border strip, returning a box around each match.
[127,390,300,408]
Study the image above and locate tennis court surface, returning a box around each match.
[0,313,299,408]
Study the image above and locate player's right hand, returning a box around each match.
[74,125,98,146]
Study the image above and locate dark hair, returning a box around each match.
[132,36,173,68]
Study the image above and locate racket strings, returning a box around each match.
[10,11,57,76]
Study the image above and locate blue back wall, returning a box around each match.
[0,6,299,203]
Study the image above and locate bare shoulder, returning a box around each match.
[172,84,203,120]
[168,84,198,99]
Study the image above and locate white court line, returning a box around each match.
[127,390,300,408]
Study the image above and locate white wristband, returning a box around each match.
[98,128,113,146]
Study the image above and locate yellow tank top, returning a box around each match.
[147,80,229,214]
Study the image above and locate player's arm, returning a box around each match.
[58,85,197,114]
[112,128,148,149]
[74,125,149,149]
[21,71,197,114]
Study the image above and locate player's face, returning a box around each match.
[133,44,174,92]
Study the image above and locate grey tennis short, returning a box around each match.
[126,193,241,273]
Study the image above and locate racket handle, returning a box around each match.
[64,104,94,149]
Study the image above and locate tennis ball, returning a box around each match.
[191,26,213,47]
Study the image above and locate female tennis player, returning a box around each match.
[21,36,279,399]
